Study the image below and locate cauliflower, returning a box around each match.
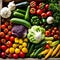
[27,26,45,44]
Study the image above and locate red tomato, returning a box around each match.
[52,30,55,34]
[1,45,7,51]
[6,41,12,48]
[45,4,49,10]
[4,28,9,34]
[36,6,39,9]
[37,9,43,15]
[53,27,57,31]
[8,31,12,36]
[1,24,6,29]
[56,30,59,34]
[1,52,6,58]
[39,3,44,9]
[51,33,54,36]
[5,35,10,40]
[1,39,6,44]
[8,25,12,30]
[30,1,36,8]
[45,44,50,49]
[19,51,25,58]
[41,13,47,18]
[13,54,18,59]
[45,31,50,37]
[8,54,13,58]
[4,22,9,26]
[30,8,36,14]
[0,32,5,38]
[46,11,52,16]
[10,36,15,42]
[54,35,59,40]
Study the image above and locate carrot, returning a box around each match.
[51,44,60,57]
[45,48,53,59]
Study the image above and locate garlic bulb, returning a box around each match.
[47,16,54,24]
[8,1,16,11]
[0,7,11,18]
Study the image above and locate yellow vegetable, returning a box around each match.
[46,41,52,45]
[15,38,19,43]
[19,39,23,44]
[45,48,53,59]
[24,38,28,42]
[15,48,20,54]
[10,47,15,54]
[55,50,60,57]
[51,44,60,57]
[40,49,49,55]
[13,44,17,48]
[22,42,27,47]
[19,45,23,50]
[22,47,28,53]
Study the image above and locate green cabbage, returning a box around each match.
[27,26,45,44]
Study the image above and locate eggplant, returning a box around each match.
[16,1,29,8]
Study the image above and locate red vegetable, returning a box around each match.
[56,30,59,34]
[53,27,57,31]
[46,11,52,16]
[4,28,9,34]
[30,8,36,14]
[1,24,6,29]
[41,13,47,18]
[10,36,15,42]
[30,1,36,8]
[8,25,12,30]
[1,52,6,58]
[13,54,18,59]
[45,44,50,49]
[1,39,6,44]
[54,35,59,40]
[45,4,49,10]
[45,31,50,37]
[0,32,5,38]
[8,31,12,36]
[5,35,10,40]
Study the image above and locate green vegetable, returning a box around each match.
[34,47,44,57]
[13,12,24,18]
[24,5,30,21]
[42,18,46,23]
[35,41,46,49]
[10,18,31,28]
[26,44,34,57]
[51,40,59,47]
[31,16,40,25]
[27,26,45,43]
[45,37,54,41]
[27,42,31,49]
[15,9,25,14]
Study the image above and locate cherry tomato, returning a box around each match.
[0,32,5,38]
[36,6,39,9]
[4,28,9,34]
[48,29,51,32]
[41,13,47,18]
[53,27,57,31]
[52,30,55,34]
[10,36,15,42]
[13,54,18,59]
[45,31,50,37]
[1,39,6,44]
[1,52,6,58]
[45,44,50,49]
[4,22,9,26]
[51,33,54,36]
[5,35,10,40]
[37,9,43,15]
[45,4,49,10]
[8,31,12,36]
[46,11,52,16]
[1,24,6,29]
[56,30,59,34]
[8,25,12,30]
[1,45,7,51]
[30,8,36,14]
[54,35,59,40]
[19,51,25,58]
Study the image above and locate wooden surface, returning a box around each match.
[0,0,60,60]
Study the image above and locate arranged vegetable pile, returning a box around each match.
[0,0,60,59]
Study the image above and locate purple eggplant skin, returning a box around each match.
[11,25,28,38]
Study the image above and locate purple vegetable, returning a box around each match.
[11,25,27,38]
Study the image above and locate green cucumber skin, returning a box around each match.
[13,12,24,18]
[34,47,44,57]
[10,18,31,28]
[25,5,30,21]
[35,41,46,49]
[15,9,25,14]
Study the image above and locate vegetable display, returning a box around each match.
[0,0,60,59]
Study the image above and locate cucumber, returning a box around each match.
[34,47,44,57]
[13,12,24,18]
[45,37,54,41]
[24,5,30,21]
[35,41,46,49]
[26,44,35,57]
[27,42,31,49]
[15,9,25,14]
[10,18,31,28]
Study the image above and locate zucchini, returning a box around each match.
[16,1,29,8]
[15,9,25,14]
[26,44,35,57]
[35,41,46,49]
[13,12,24,18]
[25,5,30,21]
[34,47,44,57]
[27,42,31,49]
[10,18,31,28]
